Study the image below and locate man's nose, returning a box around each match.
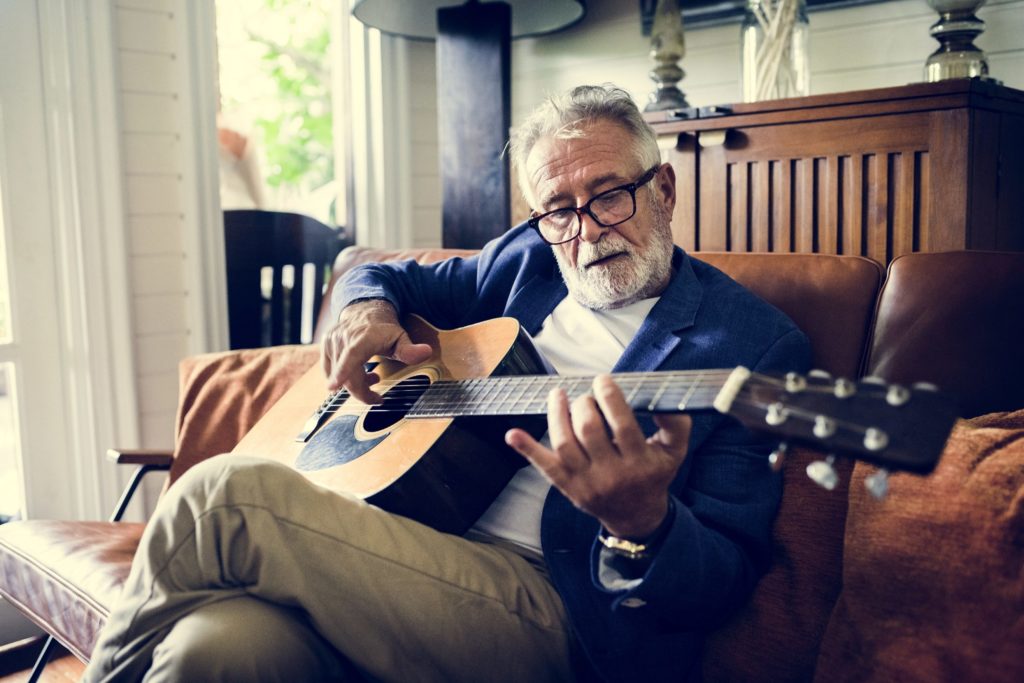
[578,211,606,243]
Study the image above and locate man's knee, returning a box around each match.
[147,597,344,682]
[164,454,289,511]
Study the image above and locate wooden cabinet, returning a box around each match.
[645,80,1024,264]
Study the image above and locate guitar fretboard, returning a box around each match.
[407,370,735,417]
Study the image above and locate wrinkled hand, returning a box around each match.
[505,375,692,539]
[320,300,433,404]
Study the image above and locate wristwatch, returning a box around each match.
[597,500,675,561]
[597,532,654,560]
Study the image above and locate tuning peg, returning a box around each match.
[813,415,837,439]
[808,369,832,381]
[834,378,856,398]
[912,381,939,392]
[861,375,886,385]
[886,384,910,406]
[785,372,807,392]
[864,468,890,500]
[768,442,788,472]
[765,402,788,426]
[806,455,839,491]
[863,427,889,452]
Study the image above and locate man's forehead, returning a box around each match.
[526,126,637,205]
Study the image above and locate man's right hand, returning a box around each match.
[320,299,433,404]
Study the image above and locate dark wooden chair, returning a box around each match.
[224,209,348,349]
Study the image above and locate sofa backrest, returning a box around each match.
[865,250,1024,418]
[696,252,883,378]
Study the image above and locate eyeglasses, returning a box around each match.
[527,166,660,245]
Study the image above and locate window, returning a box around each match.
[215,0,347,227]
[0,162,24,523]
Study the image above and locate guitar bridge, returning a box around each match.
[295,391,346,442]
[294,410,326,442]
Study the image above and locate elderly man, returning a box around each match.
[85,85,809,683]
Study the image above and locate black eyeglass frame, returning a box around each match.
[527,165,662,245]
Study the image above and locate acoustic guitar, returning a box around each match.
[233,315,959,534]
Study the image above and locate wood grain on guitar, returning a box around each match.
[233,315,959,533]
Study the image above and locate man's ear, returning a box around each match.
[655,163,676,216]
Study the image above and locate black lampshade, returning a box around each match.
[351,0,586,40]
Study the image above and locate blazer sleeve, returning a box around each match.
[590,326,811,629]
[328,224,548,329]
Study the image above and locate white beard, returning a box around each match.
[553,199,674,310]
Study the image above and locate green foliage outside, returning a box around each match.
[217,0,335,222]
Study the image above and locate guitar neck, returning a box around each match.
[408,370,736,418]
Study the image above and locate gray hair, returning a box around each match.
[508,84,660,205]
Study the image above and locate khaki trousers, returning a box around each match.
[83,455,573,682]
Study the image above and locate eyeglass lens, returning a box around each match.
[537,187,636,244]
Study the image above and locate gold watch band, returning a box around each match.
[598,533,651,560]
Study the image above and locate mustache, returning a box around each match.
[577,239,632,269]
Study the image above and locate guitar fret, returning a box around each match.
[648,378,670,412]
[677,371,703,410]
[625,380,641,406]
[525,376,547,414]
[475,379,496,415]
[506,377,533,415]
[563,377,586,403]
[458,379,479,415]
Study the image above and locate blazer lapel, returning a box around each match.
[612,249,702,373]
[503,272,567,336]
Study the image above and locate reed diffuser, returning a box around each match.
[741,0,810,102]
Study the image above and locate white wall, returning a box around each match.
[115,0,189,450]
[113,0,224,453]
[406,0,1024,247]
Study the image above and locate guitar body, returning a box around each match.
[232,316,548,534]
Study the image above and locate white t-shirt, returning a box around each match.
[468,295,659,553]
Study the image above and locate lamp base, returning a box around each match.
[923,2,1000,84]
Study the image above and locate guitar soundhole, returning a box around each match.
[363,374,432,433]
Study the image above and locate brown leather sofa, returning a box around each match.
[1,247,1022,682]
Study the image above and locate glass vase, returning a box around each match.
[741,0,810,102]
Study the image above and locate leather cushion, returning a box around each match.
[697,252,883,379]
[814,409,1024,682]
[866,250,1024,418]
[0,520,143,661]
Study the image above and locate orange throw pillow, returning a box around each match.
[170,345,320,486]
[814,410,1024,682]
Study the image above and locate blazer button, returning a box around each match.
[621,597,646,608]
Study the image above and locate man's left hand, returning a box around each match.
[505,375,692,540]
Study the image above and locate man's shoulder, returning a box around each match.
[476,222,556,278]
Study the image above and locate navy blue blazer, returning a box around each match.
[333,224,811,682]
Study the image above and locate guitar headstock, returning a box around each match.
[715,368,959,477]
